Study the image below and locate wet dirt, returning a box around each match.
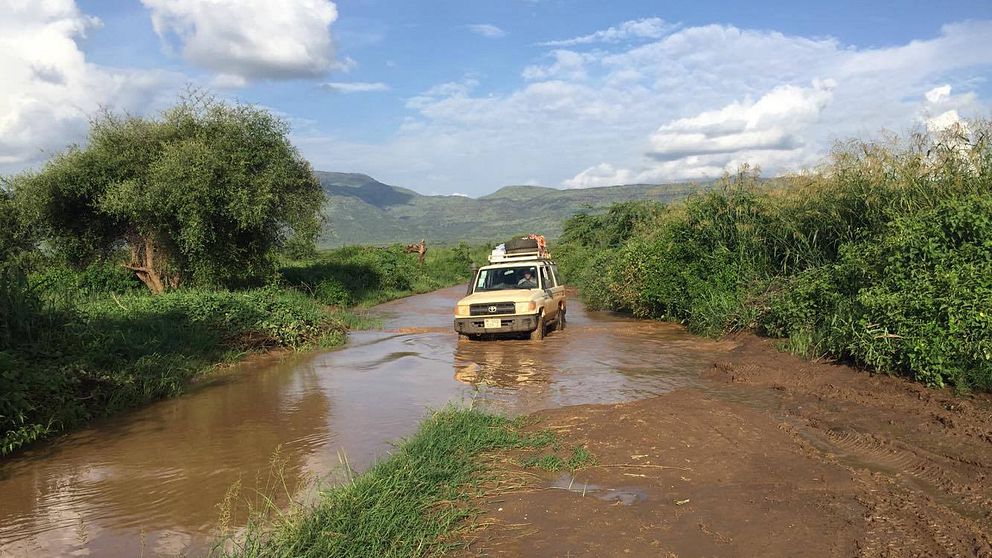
[0,286,728,557]
[464,335,992,557]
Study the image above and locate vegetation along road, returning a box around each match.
[2,94,989,557]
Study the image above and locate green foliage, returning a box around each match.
[1,286,344,455]
[559,170,766,336]
[280,243,488,307]
[762,194,992,388]
[13,93,324,291]
[0,186,36,264]
[560,121,992,389]
[215,407,555,558]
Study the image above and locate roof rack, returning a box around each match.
[488,250,548,263]
[487,234,551,263]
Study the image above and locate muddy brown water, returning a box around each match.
[0,286,728,557]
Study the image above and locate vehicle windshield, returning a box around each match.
[474,266,540,291]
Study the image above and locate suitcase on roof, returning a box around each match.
[505,238,539,253]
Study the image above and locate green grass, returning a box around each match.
[1,244,489,456]
[279,243,489,307]
[213,407,555,558]
[520,445,595,472]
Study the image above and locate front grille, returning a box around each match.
[470,302,515,316]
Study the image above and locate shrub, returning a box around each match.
[559,121,992,389]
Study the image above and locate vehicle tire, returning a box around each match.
[530,313,545,341]
[555,307,566,331]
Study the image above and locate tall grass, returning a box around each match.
[213,407,554,558]
[558,121,992,389]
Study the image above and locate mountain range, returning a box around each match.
[316,171,704,247]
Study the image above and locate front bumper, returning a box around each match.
[454,314,538,334]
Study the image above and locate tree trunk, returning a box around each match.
[124,233,175,294]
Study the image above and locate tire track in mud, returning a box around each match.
[854,475,992,558]
[707,335,992,556]
[799,424,992,521]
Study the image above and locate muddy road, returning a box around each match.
[466,336,992,557]
[0,286,730,557]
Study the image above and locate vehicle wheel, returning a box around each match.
[530,313,545,341]
[555,307,566,331]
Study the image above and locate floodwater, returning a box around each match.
[0,286,727,557]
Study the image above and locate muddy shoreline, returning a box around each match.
[466,335,992,557]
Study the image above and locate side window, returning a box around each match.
[551,265,562,286]
[540,266,553,288]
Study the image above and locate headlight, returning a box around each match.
[455,305,470,317]
[515,301,538,313]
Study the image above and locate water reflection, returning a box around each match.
[451,306,727,416]
[0,354,333,557]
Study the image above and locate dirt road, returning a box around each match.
[466,336,992,557]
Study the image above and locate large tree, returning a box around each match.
[15,95,324,292]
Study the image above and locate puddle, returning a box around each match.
[549,473,648,506]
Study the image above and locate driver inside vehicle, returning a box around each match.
[517,269,537,288]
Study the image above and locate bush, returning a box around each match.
[279,243,487,307]
[559,121,992,389]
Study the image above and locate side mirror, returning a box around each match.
[467,269,478,295]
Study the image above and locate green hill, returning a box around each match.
[316,171,705,247]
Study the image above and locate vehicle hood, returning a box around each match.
[457,290,541,305]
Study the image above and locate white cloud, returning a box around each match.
[331,56,358,73]
[926,84,952,104]
[141,0,338,82]
[468,24,506,38]
[321,81,390,93]
[0,0,180,170]
[539,17,678,47]
[919,84,978,135]
[522,50,590,81]
[926,109,964,132]
[648,80,836,160]
[562,163,637,188]
[298,20,992,195]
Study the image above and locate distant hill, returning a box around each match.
[316,171,705,247]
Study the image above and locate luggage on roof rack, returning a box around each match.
[488,234,550,263]
[505,238,538,253]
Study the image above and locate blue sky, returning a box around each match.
[3,0,991,196]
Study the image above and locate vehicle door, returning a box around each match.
[539,265,557,318]
[548,264,566,312]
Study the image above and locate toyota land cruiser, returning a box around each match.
[453,237,566,340]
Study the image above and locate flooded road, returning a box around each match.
[0,286,728,557]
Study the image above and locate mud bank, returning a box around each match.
[466,335,992,557]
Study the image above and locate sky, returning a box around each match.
[2,0,991,197]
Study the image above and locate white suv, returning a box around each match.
[453,241,566,340]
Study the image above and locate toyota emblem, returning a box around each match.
[488,305,498,313]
